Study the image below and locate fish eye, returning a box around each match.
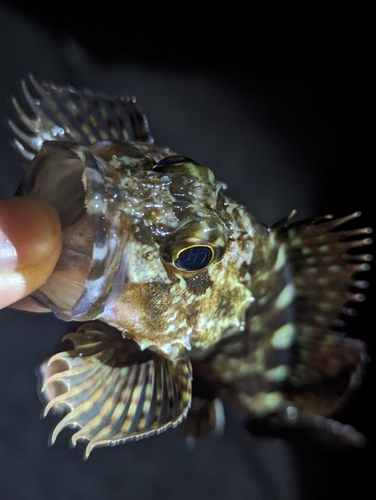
[173,245,214,271]
[153,156,216,182]
[154,156,194,169]
[159,220,227,274]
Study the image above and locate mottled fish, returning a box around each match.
[8,76,371,458]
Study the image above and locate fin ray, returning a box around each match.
[10,75,153,159]
[205,212,370,425]
[39,322,192,457]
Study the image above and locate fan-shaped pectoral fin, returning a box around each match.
[39,322,192,458]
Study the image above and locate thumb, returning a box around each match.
[0,197,62,309]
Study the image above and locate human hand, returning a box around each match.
[0,197,62,311]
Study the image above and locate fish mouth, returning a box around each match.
[18,141,130,322]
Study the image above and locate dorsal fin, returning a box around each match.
[272,212,371,414]
[275,212,372,336]
[203,212,371,445]
[8,75,152,160]
[39,322,192,458]
[244,212,371,415]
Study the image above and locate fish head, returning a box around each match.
[22,144,255,358]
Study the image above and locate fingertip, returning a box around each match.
[0,196,63,305]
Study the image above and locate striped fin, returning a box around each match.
[39,322,192,458]
[9,75,152,160]
[273,212,371,415]
[203,212,370,445]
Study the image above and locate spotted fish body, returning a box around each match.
[9,77,371,457]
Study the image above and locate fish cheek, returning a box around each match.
[105,283,144,333]
[184,272,213,296]
[107,281,180,344]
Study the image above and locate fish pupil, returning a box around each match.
[175,245,213,271]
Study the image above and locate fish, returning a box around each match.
[8,75,371,458]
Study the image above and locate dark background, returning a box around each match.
[0,3,372,499]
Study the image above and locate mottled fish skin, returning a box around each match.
[9,76,371,456]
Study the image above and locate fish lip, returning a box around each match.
[21,142,130,321]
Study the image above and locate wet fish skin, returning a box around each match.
[9,76,371,456]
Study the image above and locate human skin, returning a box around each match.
[0,197,62,311]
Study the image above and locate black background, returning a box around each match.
[0,3,372,499]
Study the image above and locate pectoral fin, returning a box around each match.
[39,322,192,458]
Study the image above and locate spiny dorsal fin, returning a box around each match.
[9,75,152,160]
[275,212,372,331]
[39,322,192,459]
[272,211,371,415]
[204,212,370,442]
